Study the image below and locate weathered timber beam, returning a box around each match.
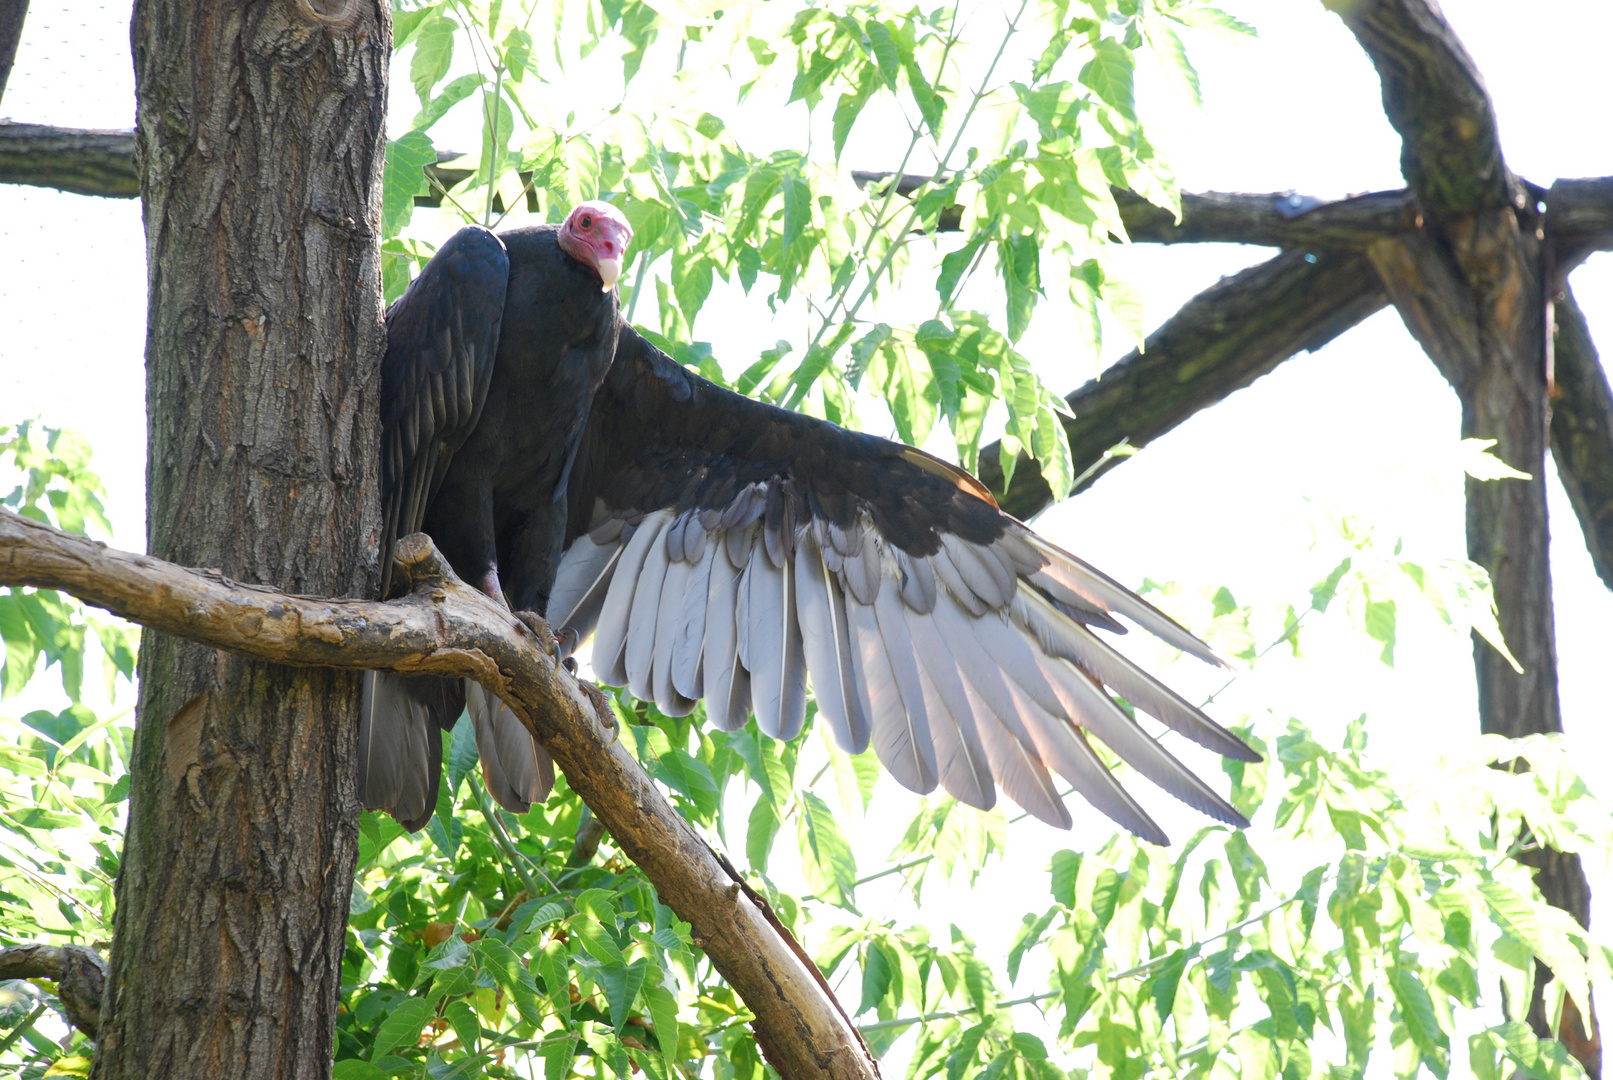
[0,121,137,197]
[1326,0,1517,221]
[0,0,28,106]
[7,126,1613,259]
[979,247,1387,518]
[851,170,1419,247]
[0,510,877,1080]
[1550,285,1613,592]
[1551,177,1613,266]
[0,943,104,1039]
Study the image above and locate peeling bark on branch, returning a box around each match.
[0,510,879,1080]
[980,248,1388,517]
[0,942,105,1040]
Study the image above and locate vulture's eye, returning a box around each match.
[580,214,594,228]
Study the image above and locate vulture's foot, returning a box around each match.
[512,610,557,655]
[579,682,618,744]
[554,626,581,661]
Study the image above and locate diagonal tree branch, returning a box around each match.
[1550,285,1613,592]
[0,509,877,1080]
[1326,0,1515,222]
[980,248,1387,517]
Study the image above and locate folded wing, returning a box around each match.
[551,326,1259,845]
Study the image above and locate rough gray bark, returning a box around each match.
[95,2,390,1079]
[0,512,882,1080]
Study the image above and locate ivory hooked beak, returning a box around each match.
[597,256,622,292]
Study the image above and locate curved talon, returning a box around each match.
[563,656,578,675]
[555,626,581,661]
[513,610,557,654]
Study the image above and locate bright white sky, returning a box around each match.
[3,0,1611,1072]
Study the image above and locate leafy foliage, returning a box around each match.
[3,0,1609,1077]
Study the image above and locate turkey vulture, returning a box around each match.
[360,202,1258,845]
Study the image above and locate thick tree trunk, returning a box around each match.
[94,3,388,1079]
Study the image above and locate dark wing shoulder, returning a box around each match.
[563,324,1004,553]
[552,325,1257,845]
[379,226,509,595]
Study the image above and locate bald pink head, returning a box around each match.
[557,201,633,292]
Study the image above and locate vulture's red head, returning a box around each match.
[558,201,633,292]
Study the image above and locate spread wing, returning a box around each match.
[378,225,509,597]
[551,326,1259,845]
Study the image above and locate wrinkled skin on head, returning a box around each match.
[557,201,633,290]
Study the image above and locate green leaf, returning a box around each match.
[796,791,857,908]
[445,712,477,797]
[1364,597,1397,666]
[866,20,901,88]
[1000,233,1041,342]
[371,997,433,1060]
[1143,946,1196,1019]
[383,131,437,239]
[333,1061,390,1080]
[410,17,458,105]
[857,942,893,1015]
[832,67,878,159]
[1079,38,1136,122]
[746,795,780,872]
[1050,849,1081,907]
[649,748,720,819]
[598,956,649,1031]
[643,980,680,1061]
[411,73,483,133]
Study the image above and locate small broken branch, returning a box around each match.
[0,942,105,1039]
[0,510,877,1080]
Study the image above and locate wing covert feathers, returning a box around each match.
[550,328,1258,844]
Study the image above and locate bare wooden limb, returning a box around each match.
[1549,177,1613,266]
[0,122,138,197]
[0,509,878,1080]
[1550,286,1613,591]
[1336,2,1596,1067]
[0,942,105,1039]
[1365,232,1481,390]
[980,248,1387,517]
[0,0,28,106]
[1327,0,1515,222]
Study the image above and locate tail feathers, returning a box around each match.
[360,671,463,831]
[467,681,555,815]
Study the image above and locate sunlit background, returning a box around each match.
[3,0,1611,1071]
